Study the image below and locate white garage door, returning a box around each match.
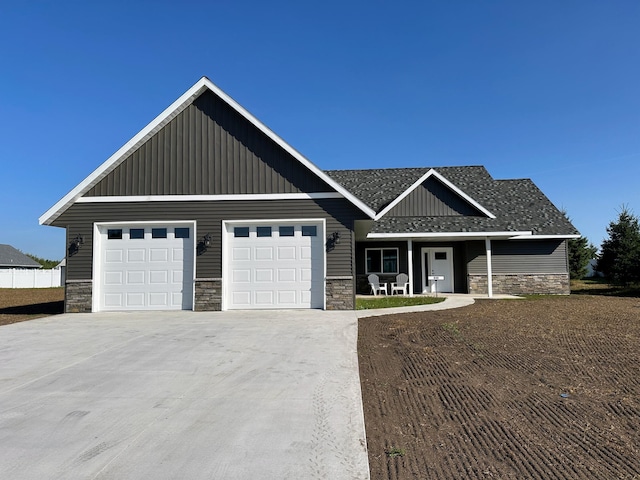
[226,222,325,309]
[96,224,194,311]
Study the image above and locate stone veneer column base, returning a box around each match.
[194,278,222,311]
[326,276,355,310]
[468,273,570,295]
[65,280,93,313]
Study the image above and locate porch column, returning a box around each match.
[407,239,414,297]
[485,237,493,298]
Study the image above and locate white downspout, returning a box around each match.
[407,239,413,297]
[485,237,493,298]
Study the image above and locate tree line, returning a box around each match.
[569,206,640,285]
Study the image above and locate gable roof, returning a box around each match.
[326,167,579,237]
[40,77,376,226]
[0,244,42,268]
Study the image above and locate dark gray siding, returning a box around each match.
[388,177,481,217]
[86,91,333,196]
[55,198,366,280]
[467,240,568,274]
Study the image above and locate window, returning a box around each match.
[366,248,399,274]
[302,226,317,237]
[434,251,447,260]
[175,227,190,239]
[152,228,167,239]
[257,226,272,237]
[234,227,250,238]
[129,228,144,239]
[279,226,294,237]
[107,229,122,240]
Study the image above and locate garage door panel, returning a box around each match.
[227,222,324,310]
[105,249,124,263]
[98,224,193,311]
[127,271,145,285]
[277,246,296,260]
[127,249,145,262]
[255,247,273,261]
[125,293,145,307]
[104,293,123,307]
[148,292,168,307]
[255,269,273,282]
[278,268,296,282]
[233,247,251,261]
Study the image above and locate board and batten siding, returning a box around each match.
[388,177,481,217]
[85,91,333,197]
[54,198,365,281]
[466,240,568,275]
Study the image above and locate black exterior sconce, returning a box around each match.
[68,234,84,256]
[326,231,341,252]
[197,233,212,256]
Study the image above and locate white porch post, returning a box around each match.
[407,239,414,297]
[485,237,493,298]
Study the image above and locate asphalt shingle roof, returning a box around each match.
[325,167,579,236]
[0,244,42,268]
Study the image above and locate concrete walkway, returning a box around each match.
[356,295,476,318]
[0,310,369,480]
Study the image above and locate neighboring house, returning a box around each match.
[40,77,579,313]
[0,245,42,269]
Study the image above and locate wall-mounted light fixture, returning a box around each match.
[197,233,212,256]
[326,231,341,252]
[68,234,84,256]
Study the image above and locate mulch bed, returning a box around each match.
[358,295,640,479]
[0,288,64,326]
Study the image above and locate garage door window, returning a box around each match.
[279,226,294,237]
[257,226,272,237]
[302,226,317,236]
[234,227,249,238]
[130,228,144,239]
[175,227,190,238]
[108,229,123,240]
[152,228,167,239]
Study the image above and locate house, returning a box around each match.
[0,245,42,269]
[40,77,579,313]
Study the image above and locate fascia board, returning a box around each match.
[40,77,376,226]
[374,169,496,220]
[509,234,582,240]
[367,231,532,239]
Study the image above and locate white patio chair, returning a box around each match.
[368,274,388,296]
[391,273,409,295]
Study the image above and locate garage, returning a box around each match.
[94,223,195,311]
[224,220,325,310]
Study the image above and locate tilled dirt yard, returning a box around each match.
[359,295,640,479]
[0,287,64,325]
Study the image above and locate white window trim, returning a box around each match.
[92,220,197,313]
[365,247,400,275]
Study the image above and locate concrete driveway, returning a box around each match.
[0,310,369,479]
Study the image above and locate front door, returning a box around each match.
[421,247,454,293]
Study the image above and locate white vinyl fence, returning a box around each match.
[0,269,62,288]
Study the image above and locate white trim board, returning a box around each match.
[40,77,376,226]
[374,169,496,220]
[367,231,533,239]
[76,192,344,203]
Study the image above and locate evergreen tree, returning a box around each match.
[597,207,640,285]
[568,236,597,279]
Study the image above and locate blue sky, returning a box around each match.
[1,1,639,260]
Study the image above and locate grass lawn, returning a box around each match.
[356,295,445,310]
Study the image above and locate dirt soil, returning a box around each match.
[359,295,640,479]
[0,288,64,325]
